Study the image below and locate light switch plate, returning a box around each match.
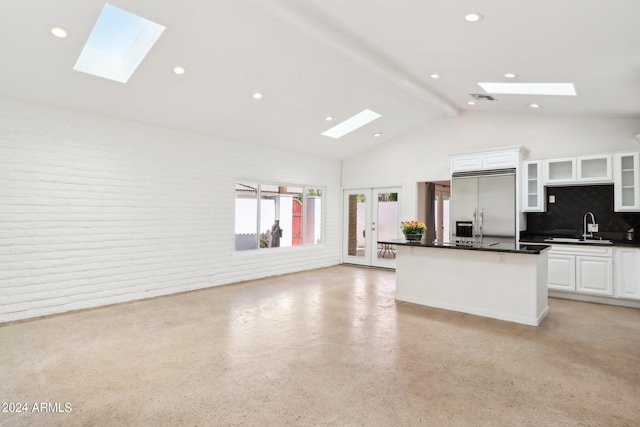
[549,195,556,203]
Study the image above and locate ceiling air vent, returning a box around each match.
[470,93,496,101]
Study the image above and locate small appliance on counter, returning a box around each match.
[456,221,473,238]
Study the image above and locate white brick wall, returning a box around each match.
[0,99,342,323]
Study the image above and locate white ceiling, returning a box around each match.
[1,0,639,160]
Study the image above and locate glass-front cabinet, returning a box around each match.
[577,154,612,182]
[613,152,640,212]
[522,160,544,212]
[544,155,612,185]
[544,157,576,184]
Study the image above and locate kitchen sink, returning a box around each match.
[544,237,612,245]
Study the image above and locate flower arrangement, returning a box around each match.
[401,221,427,235]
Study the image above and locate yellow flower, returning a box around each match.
[400,220,427,234]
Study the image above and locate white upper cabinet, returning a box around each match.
[544,157,576,184]
[481,151,519,169]
[544,154,612,185]
[522,160,545,212]
[451,147,527,173]
[577,154,612,183]
[451,154,483,172]
[613,152,640,212]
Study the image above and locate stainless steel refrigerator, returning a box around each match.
[450,168,516,245]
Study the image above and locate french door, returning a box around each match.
[342,187,401,268]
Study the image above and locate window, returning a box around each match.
[235,183,323,251]
[235,183,258,251]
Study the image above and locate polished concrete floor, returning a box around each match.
[1,265,639,426]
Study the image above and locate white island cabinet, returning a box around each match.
[392,242,549,326]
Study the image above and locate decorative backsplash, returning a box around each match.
[525,185,640,241]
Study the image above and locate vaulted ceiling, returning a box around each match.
[1,1,639,160]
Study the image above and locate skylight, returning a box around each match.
[477,83,576,96]
[74,4,165,83]
[321,109,382,139]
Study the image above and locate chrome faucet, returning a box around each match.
[583,212,596,239]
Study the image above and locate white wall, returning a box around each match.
[343,110,640,220]
[0,98,342,322]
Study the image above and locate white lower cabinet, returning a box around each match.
[614,247,640,300]
[576,256,613,296]
[548,254,575,291]
[548,245,613,296]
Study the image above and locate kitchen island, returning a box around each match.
[381,239,550,326]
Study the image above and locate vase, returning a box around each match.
[404,233,423,242]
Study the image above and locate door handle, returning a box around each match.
[472,208,477,240]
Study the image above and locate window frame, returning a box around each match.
[234,181,324,252]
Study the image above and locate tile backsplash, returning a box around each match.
[526,185,640,241]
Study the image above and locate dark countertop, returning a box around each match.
[520,236,640,248]
[378,239,550,255]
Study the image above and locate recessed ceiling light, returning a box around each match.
[74,4,165,83]
[50,26,69,38]
[325,115,333,121]
[504,73,518,79]
[467,101,476,105]
[430,74,440,79]
[253,92,263,99]
[173,66,185,75]
[530,104,540,108]
[464,13,483,22]
[374,132,382,137]
[478,82,576,96]
[321,109,382,139]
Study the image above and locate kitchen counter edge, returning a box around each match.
[378,239,549,255]
[520,237,640,248]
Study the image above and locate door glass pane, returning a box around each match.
[434,188,451,242]
[377,192,397,260]
[347,194,366,257]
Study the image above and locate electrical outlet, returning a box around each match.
[588,223,598,232]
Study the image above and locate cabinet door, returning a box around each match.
[482,151,517,169]
[613,152,640,212]
[450,176,478,240]
[548,254,575,291]
[545,158,576,184]
[452,155,483,172]
[478,174,515,237]
[614,248,640,300]
[576,256,613,296]
[522,161,544,212]
[577,154,612,183]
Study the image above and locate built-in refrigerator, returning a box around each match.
[450,168,517,245]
